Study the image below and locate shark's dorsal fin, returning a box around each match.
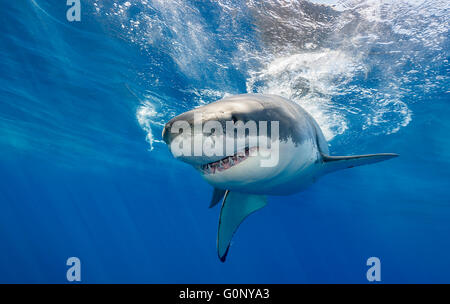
[217,191,267,262]
[321,153,398,173]
[209,188,226,208]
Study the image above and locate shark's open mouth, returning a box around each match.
[201,147,258,175]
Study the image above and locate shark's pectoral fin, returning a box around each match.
[217,191,267,262]
[209,188,226,208]
[321,153,399,173]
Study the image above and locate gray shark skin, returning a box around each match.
[162,93,398,262]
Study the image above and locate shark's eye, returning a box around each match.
[231,115,237,123]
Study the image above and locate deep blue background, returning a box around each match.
[0,0,449,283]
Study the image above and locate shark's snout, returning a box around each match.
[162,122,172,145]
[162,111,197,146]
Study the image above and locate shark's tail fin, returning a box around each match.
[321,153,399,173]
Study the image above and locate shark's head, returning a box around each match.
[162,95,294,191]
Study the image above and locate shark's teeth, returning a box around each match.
[201,147,258,175]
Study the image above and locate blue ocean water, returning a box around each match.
[0,0,449,283]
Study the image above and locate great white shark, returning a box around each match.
[162,94,398,262]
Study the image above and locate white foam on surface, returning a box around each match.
[90,0,448,150]
[246,50,362,140]
[136,101,160,151]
